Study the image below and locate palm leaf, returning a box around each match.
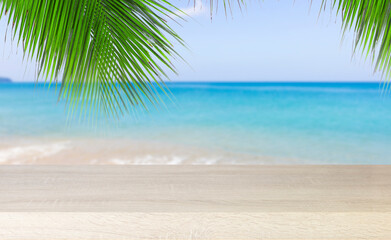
[319,0,391,90]
[2,0,391,119]
[211,0,391,84]
[0,0,184,118]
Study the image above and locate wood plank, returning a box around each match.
[1,212,391,239]
[0,165,390,239]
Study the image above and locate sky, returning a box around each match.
[0,1,382,82]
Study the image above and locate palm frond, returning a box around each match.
[209,0,391,83]
[3,0,391,119]
[323,0,391,86]
[0,0,184,118]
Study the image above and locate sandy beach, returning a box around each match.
[1,165,390,239]
[1,0,391,238]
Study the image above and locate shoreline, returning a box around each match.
[0,138,306,165]
[1,165,390,239]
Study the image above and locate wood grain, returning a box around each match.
[0,165,390,239]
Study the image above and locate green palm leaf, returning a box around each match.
[212,0,391,85]
[321,0,391,90]
[1,0,391,118]
[0,0,184,118]
[213,0,391,83]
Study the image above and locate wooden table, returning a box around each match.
[0,165,390,239]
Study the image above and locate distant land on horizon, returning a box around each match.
[0,77,12,83]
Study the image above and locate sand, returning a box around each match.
[0,165,391,239]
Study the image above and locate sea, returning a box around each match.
[1,82,391,164]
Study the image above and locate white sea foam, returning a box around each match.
[193,157,219,165]
[0,141,70,163]
[108,155,225,165]
[109,155,186,165]
[167,156,185,165]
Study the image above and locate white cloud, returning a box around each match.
[173,0,206,19]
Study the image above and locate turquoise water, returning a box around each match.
[1,82,391,164]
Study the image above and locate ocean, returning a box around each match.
[1,82,390,164]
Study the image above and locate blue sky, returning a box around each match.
[0,1,382,82]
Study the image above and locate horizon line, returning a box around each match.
[4,80,383,84]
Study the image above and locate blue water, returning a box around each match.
[1,82,391,164]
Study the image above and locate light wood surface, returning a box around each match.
[0,165,391,239]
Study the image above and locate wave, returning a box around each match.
[108,155,222,165]
[0,141,70,164]
[109,155,185,165]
